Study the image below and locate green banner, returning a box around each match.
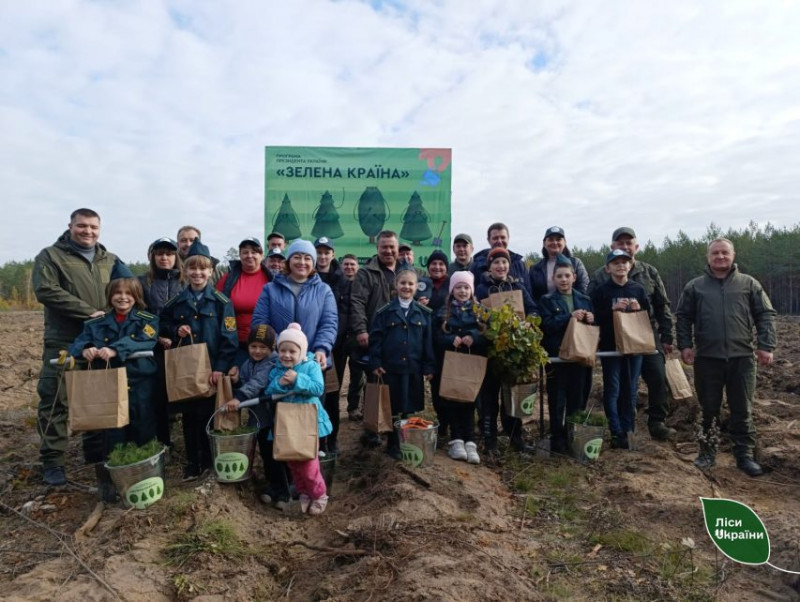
[264,146,452,268]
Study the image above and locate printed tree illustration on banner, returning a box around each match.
[355,186,389,243]
[311,190,344,239]
[700,497,800,574]
[400,191,432,245]
[272,193,302,241]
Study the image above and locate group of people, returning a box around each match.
[33,209,777,515]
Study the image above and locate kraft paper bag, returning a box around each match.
[273,402,319,461]
[665,358,693,400]
[213,375,239,431]
[363,378,393,433]
[439,350,487,403]
[483,289,525,319]
[502,382,537,422]
[324,363,340,395]
[165,341,212,402]
[613,311,656,355]
[66,365,129,431]
[559,318,600,366]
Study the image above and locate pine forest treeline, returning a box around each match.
[1,222,799,313]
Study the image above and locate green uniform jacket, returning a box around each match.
[588,260,674,349]
[675,264,776,359]
[349,255,395,336]
[33,231,118,345]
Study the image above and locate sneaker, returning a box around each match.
[299,494,312,513]
[736,457,764,477]
[694,453,716,470]
[464,441,480,465]
[308,495,329,516]
[649,422,677,441]
[182,463,201,482]
[43,466,67,486]
[447,439,468,461]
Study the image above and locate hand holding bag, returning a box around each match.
[213,375,239,431]
[439,350,487,402]
[273,402,319,461]
[613,311,656,355]
[665,357,693,400]
[558,318,600,366]
[363,376,393,433]
[165,339,213,402]
[65,362,129,431]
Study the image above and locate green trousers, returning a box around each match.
[694,355,757,458]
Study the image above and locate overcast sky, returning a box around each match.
[2,0,799,264]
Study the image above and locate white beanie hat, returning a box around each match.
[278,323,308,357]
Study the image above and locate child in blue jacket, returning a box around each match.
[160,240,238,480]
[539,256,595,454]
[368,267,435,459]
[433,271,487,465]
[68,264,158,500]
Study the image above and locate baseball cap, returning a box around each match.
[150,237,178,251]
[453,233,473,245]
[612,227,637,241]
[398,242,412,252]
[313,237,335,251]
[239,237,263,251]
[267,247,286,259]
[606,249,632,265]
[267,231,285,241]
[544,226,565,239]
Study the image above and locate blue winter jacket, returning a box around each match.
[266,353,333,438]
[538,290,594,355]
[251,274,338,364]
[433,301,489,356]
[368,299,435,375]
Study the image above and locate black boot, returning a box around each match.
[386,430,402,460]
[94,463,119,503]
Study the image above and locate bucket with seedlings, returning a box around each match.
[206,402,261,483]
[105,440,166,510]
[567,409,607,463]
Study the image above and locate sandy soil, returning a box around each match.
[0,311,798,601]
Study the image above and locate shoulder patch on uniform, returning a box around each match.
[416,302,433,314]
[214,290,230,304]
[142,323,156,338]
[136,310,156,320]
[224,316,237,332]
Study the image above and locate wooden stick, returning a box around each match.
[397,464,431,488]
[75,502,104,539]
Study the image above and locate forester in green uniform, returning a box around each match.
[676,238,776,477]
[33,208,118,486]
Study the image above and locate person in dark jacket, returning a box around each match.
[314,236,346,453]
[676,238,776,477]
[33,208,119,486]
[138,237,184,448]
[475,246,538,456]
[420,250,451,437]
[68,268,158,500]
[369,268,435,459]
[339,254,365,421]
[160,239,238,480]
[539,256,595,454]
[470,222,531,295]
[433,271,487,465]
[448,233,474,275]
[528,226,590,302]
[587,226,676,441]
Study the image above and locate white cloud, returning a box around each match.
[1,0,799,264]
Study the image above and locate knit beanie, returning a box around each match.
[286,239,317,264]
[426,249,449,267]
[448,270,474,295]
[278,323,308,357]
[248,323,277,349]
[487,246,511,266]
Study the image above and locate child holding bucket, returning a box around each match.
[68,261,159,501]
[228,323,332,514]
[539,255,595,454]
[368,267,435,460]
[433,271,487,465]
[160,239,238,481]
